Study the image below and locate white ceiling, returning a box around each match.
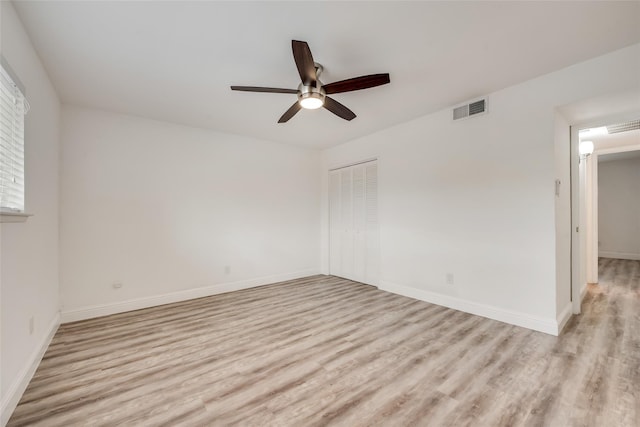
[13,1,640,149]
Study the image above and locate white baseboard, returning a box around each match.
[61,269,319,323]
[557,302,573,334]
[1,312,60,427]
[378,280,560,336]
[599,251,640,261]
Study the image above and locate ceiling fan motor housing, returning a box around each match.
[298,82,326,108]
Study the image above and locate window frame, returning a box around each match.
[0,56,30,223]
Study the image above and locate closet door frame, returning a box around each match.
[328,158,379,286]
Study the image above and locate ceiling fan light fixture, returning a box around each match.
[299,93,324,109]
[230,41,390,122]
[298,84,326,110]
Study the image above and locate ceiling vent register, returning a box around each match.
[453,98,487,121]
[606,119,640,134]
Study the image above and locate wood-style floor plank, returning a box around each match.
[8,259,640,426]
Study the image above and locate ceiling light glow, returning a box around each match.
[579,126,608,138]
[299,96,324,110]
[579,140,594,156]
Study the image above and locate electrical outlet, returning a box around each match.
[446,273,454,285]
[113,282,123,289]
[29,316,34,335]
[224,265,231,275]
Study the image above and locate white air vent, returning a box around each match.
[453,98,487,121]
[606,119,640,134]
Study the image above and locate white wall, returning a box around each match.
[0,1,61,423]
[321,44,640,335]
[59,107,321,319]
[598,156,640,260]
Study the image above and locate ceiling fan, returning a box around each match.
[231,40,390,123]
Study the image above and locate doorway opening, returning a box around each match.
[571,118,640,314]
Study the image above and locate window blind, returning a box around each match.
[0,64,27,212]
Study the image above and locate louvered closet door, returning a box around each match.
[364,162,379,284]
[329,161,379,285]
[328,171,342,276]
[352,166,366,283]
[340,168,354,280]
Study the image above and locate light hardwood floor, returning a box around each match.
[8,258,640,426]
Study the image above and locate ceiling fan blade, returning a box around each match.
[231,86,298,94]
[292,40,317,86]
[278,102,302,123]
[324,96,356,121]
[323,73,390,95]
